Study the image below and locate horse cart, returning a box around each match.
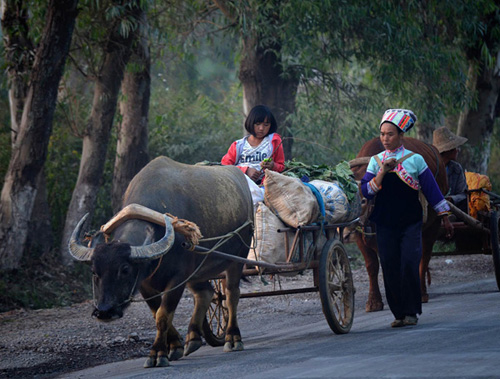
[183,218,358,347]
[434,189,500,291]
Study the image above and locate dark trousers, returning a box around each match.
[376,221,423,319]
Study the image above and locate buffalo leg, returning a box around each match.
[184,281,214,356]
[143,285,185,367]
[222,263,244,352]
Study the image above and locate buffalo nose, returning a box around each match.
[92,307,123,320]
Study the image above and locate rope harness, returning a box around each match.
[124,219,254,304]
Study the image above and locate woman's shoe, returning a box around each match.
[403,315,418,326]
[391,319,405,328]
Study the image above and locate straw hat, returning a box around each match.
[432,126,468,153]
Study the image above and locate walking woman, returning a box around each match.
[361,109,454,327]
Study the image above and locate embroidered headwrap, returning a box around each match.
[380,109,417,133]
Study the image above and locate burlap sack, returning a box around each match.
[264,170,320,228]
[247,202,287,265]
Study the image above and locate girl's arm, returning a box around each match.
[221,141,248,174]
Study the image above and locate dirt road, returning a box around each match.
[0,254,496,378]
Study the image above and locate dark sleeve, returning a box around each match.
[419,168,450,215]
[449,163,468,204]
[361,172,376,199]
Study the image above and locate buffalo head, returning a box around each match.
[68,213,174,321]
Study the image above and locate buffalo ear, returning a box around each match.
[130,215,175,260]
[142,225,156,246]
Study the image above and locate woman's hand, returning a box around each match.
[246,167,262,182]
[382,158,397,174]
[373,158,397,189]
[442,215,454,239]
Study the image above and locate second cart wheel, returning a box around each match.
[202,279,228,346]
[319,239,355,334]
[490,211,500,291]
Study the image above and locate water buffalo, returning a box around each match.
[349,137,448,312]
[69,156,254,367]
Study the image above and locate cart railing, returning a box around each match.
[182,217,359,275]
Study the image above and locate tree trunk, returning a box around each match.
[60,3,143,265]
[0,0,78,271]
[213,0,299,159]
[26,169,53,254]
[1,0,33,144]
[239,36,299,159]
[112,15,151,213]
[457,56,500,173]
[1,0,54,257]
[415,121,435,144]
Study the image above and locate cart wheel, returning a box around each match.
[202,279,228,346]
[319,239,355,334]
[490,211,500,291]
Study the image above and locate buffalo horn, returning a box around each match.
[68,213,94,261]
[130,215,175,260]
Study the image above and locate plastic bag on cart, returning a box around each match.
[309,180,362,223]
[263,170,320,228]
[248,202,287,265]
[245,175,265,212]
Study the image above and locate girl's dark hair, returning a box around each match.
[244,105,278,136]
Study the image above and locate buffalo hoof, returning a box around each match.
[168,347,184,361]
[365,299,384,312]
[233,341,244,351]
[223,341,233,352]
[143,356,156,368]
[156,356,170,367]
[422,293,429,303]
[184,339,202,356]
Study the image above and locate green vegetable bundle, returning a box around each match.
[282,160,359,202]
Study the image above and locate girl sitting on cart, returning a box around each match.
[221,105,285,185]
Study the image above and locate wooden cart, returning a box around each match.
[184,218,358,347]
[433,189,500,290]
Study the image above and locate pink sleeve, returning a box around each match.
[221,141,248,174]
[271,134,285,172]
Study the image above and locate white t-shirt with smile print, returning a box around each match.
[237,137,273,180]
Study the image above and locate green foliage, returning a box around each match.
[148,31,243,164]
[0,249,92,312]
[45,125,81,241]
[283,160,359,202]
[149,85,243,164]
[94,135,117,226]
[488,119,500,192]
[288,70,381,165]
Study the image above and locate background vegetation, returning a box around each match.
[1,0,499,311]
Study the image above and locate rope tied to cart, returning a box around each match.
[189,219,254,254]
[131,218,254,304]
